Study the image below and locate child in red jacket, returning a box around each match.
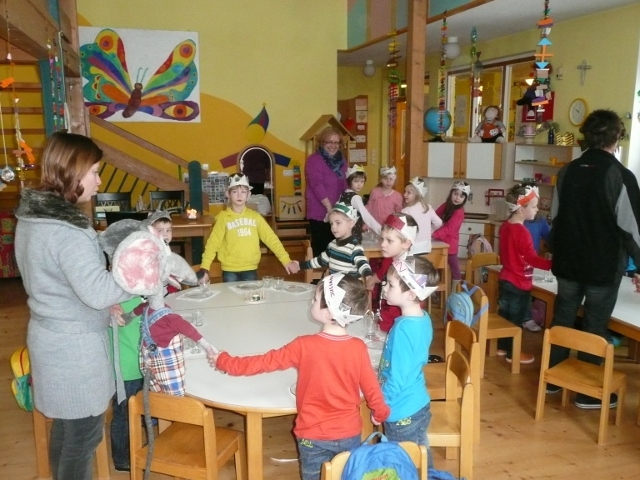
[498,184,552,364]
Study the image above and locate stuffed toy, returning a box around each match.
[100,213,217,396]
[470,105,506,143]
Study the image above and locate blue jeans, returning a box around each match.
[549,276,622,367]
[384,404,433,468]
[222,270,258,282]
[110,378,144,469]
[49,413,106,480]
[297,434,361,480]
[497,280,531,358]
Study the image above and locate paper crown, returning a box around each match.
[380,166,397,177]
[332,202,359,222]
[506,185,539,212]
[346,164,365,178]
[452,181,471,196]
[409,177,428,198]
[323,273,364,326]
[383,214,417,244]
[228,174,253,190]
[392,258,438,301]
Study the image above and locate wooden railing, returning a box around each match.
[89,115,209,210]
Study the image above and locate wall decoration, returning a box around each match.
[246,103,269,143]
[79,27,200,122]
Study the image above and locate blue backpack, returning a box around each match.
[341,432,418,480]
[444,282,487,327]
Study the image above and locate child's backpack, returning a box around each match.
[341,432,419,480]
[466,234,493,257]
[444,281,487,327]
[10,346,33,412]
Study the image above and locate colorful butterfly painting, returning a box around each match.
[80,28,200,122]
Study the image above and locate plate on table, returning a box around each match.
[180,289,214,300]
[234,282,264,291]
[283,284,311,293]
[533,274,545,282]
[289,383,297,396]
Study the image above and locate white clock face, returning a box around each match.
[569,99,587,125]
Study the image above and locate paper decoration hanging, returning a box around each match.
[387,34,401,127]
[532,0,554,111]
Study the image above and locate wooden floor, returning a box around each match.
[2,251,640,479]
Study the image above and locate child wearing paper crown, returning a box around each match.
[497,184,552,365]
[365,213,418,333]
[432,181,470,291]
[209,273,390,480]
[338,164,382,242]
[379,255,439,468]
[297,202,373,279]
[402,176,442,255]
[366,166,403,225]
[198,173,298,283]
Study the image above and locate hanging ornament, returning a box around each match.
[532,0,554,115]
[437,15,448,137]
[470,27,482,98]
[387,34,401,127]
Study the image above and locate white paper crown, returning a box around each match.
[409,177,428,198]
[383,214,417,244]
[228,174,253,190]
[380,166,397,177]
[346,164,365,178]
[323,273,364,326]
[506,185,539,212]
[452,181,470,196]
[392,258,438,301]
[332,202,359,222]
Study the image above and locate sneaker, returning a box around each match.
[506,353,535,364]
[496,349,507,357]
[574,393,618,410]
[546,384,562,395]
[523,319,542,332]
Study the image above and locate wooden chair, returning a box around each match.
[535,326,627,445]
[104,211,149,225]
[32,408,110,480]
[303,239,327,283]
[466,256,522,376]
[427,350,474,480]
[129,391,246,480]
[424,319,481,444]
[149,189,185,213]
[320,441,427,480]
[95,192,132,222]
[421,249,449,313]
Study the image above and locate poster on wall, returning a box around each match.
[79,27,201,123]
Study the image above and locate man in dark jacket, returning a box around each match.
[548,109,640,409]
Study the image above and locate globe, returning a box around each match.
[424,107,452,136]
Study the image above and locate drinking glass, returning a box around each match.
[194,310,204,326]
[191,341,201,354]
[199,277,210,293]
[246,288,264,302]
[273,277,284,290]
[364,311,381,342]
[262,276,273,289]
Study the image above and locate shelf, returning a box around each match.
[515,161,562,169]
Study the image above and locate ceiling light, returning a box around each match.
[444,36,461,60]
[363,60,376,77]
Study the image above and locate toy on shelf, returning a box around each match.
[470,105,506,143]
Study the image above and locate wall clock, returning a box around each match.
[569,98,588,126]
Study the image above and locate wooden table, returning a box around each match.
[170,214,213,264]
[486,265,640,342]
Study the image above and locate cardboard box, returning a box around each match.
[277,196,305,220]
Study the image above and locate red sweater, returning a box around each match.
[132,304,203,347]
[499,221,552,290]
[217,333,390,440]
[372,257,402,332]
[432,205,465,255]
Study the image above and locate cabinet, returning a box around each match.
[425,142,503,180]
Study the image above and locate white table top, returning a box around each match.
[166,281,375,412]
[488,265,640,331]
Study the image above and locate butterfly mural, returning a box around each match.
[80,28,200,122]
